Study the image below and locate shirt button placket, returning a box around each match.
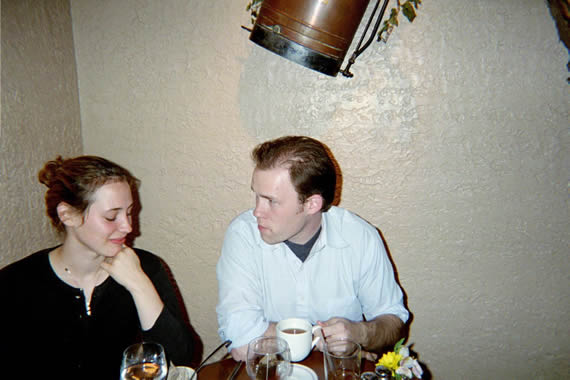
[296,264,309,318]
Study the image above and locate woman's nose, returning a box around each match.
[119,216,133,233]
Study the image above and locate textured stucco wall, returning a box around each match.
[70,0,569,378]
[1,0,82,267]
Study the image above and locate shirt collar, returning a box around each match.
[312,207,349,253]
[251,206,349,252]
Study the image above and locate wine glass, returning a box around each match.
[120,342,168,380]
[246,336,292,380]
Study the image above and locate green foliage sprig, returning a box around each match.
[246,0,263,24]
[378,0,422,42]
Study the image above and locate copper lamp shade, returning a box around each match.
[249,0,371,77]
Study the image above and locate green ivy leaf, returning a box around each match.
[394,337,405,353]
[388,8,399,26]
[402,1,417,22]
[410,0,422,8]
[247,0,263,12]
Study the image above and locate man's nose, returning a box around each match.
[253,199,265,218]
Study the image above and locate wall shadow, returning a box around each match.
[127,185,203,367]
[126,183,142,247]
[376,227,432,379]
[323,140,432,377]
[160,258,205,368]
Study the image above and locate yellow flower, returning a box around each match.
[377,351,403,371]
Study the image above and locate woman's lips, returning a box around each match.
[110,237,126,245]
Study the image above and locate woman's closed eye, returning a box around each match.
[104,212,119,222]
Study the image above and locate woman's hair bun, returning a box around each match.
[38,156,64,187]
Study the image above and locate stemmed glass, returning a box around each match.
[120,342,168,380]
[246,336,292,380]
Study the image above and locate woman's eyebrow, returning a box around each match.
[107,203,134,212]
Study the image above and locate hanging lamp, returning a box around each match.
[248,0,390,77]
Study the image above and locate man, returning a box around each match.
[216,136,408,361]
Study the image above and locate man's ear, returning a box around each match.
[305,194,324,215]
[56,202,81,227]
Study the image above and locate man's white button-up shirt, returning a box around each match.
[216,206,409,350]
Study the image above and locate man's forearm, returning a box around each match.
[360,314,405,352]
[263,322,277,337]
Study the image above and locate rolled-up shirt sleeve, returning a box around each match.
[216,221,269,350]
[357,228,409,323]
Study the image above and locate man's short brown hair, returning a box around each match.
[252,136,337,211]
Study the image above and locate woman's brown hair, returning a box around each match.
[38,155,140,232]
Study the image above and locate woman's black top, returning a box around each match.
[0,247,195,380]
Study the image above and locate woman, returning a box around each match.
[0,156,197,379]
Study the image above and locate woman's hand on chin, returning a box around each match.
[100,246,145,291]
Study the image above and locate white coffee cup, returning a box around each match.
[276,318,322,362]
